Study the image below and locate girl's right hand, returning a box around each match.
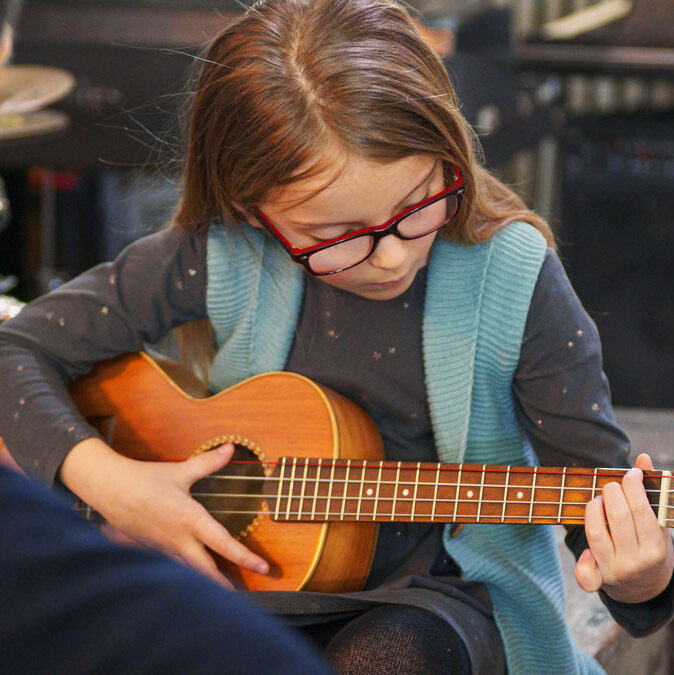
[60,439,269,589]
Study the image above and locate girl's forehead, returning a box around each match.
[263,153,436,215]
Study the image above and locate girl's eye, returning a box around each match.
[310,187,434,244]
[313,233,354,245]
[312,227,360,244]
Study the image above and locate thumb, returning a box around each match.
[574,548,603,593]
[634,453,654,471]
[180,443,235,486]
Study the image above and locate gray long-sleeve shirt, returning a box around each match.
[0,225,672,635]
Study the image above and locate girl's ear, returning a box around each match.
[232,201,263,229]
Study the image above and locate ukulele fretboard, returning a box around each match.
[265,459,673,527]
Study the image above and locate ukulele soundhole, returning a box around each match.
[191,441,268,541]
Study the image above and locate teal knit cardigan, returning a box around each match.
[206,221,604,675]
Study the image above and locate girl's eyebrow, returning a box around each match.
[291,160,438,229]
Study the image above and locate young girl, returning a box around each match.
[1,1,672,672]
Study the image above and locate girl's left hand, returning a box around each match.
[575,453,674,603]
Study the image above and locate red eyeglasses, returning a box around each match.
[253,167,465,275]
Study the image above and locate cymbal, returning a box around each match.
[0,294,24,321]
[0,64,75,115]
[0,109,69,141]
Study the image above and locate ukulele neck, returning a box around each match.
[267,459,673,527]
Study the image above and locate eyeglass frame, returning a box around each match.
[252,166,465,276]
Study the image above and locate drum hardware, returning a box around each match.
[1,0,75,140]
[519,0,674,74]
[0,0,76,299]
[0,0,24,66]
[0,291,23,320]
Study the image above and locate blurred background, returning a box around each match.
[1,0,673,408]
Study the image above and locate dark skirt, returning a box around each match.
[245,527,506,674]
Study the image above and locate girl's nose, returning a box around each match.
[368,234,407,270]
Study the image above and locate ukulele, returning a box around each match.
[65,352,673,593]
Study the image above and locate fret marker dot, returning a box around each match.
[402,488,409,496]
[517,491,524,499]
[366,488,373,496]
[466,490,474,498]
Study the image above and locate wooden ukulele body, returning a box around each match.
[68,352,383,592]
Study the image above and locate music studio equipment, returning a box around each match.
[559,114,674,408]
[519,0,674,75]
[0,1,564,299]
[435,4,564,167]
[0,1,562,169]
[0,0,75,308]
[519,0,674,408]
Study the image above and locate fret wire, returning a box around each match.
[476,464,487,523]
[558,467,567,523]
[591,468,598,501]
[658,470,672,527]
[356,461,366,520]
[528,466,538,523]
[411,463,421,522]
[501,466,511,523]
[431,462,441,523]
[340,459,351,521]
[373,461,383,521]
[453,465,462,521]
[325,458,337,520]
[286,457,298,521]
[391,461,402,521]
[297,458,309,522]
[274,457,286,521]
[310,458,321,521]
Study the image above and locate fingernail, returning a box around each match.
[580,549,592,562]
[217,443,231,454]
[255,562,269,574]
[629,468,642,479]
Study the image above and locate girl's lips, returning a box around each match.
[366,272,409,289]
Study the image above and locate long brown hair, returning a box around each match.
[173,0,554,377]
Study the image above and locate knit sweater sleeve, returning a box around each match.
[0,227,208,484]
[514,248,674,636]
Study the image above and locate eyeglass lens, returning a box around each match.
[308,193,459,274]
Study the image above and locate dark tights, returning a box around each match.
[302,605,472,674]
